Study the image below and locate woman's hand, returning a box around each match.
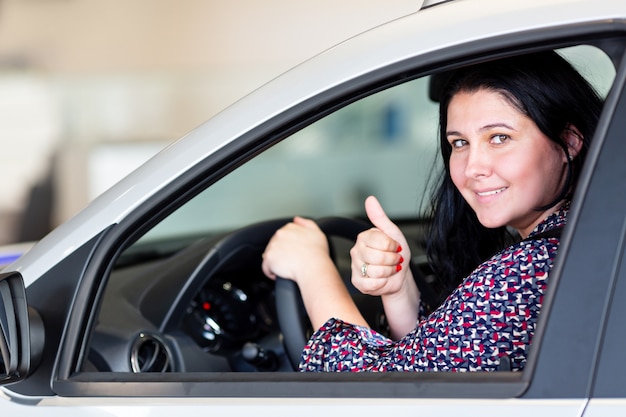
[351,196,421,339]
[261,216,329,283]
[350,196,410,297]
[261,216,368,330]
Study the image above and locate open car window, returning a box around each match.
[137,77,440,244]
[89,69,443,374]
[70,43,617,395]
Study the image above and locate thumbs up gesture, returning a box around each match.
[350,196,410,297]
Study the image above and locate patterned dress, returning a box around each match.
[299,203,568,372]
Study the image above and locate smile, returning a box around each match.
[476,187,507,197]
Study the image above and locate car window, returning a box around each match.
[87,72,442,375]
[137,76,440,244]
[74,43,616,391]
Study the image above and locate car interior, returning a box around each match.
[78,43,617,376]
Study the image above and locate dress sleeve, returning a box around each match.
[299,318,392,372]
[299,240,556,372]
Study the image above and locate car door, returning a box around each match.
[579,50,626,416]
[3,11,626,417]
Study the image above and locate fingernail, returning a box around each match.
[399,256,404,264]
[396,245,402,253]
[396,264,402,272]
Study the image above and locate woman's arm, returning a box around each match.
[262,216,368,330]
[350,196,422,340]
[380,270,421,340]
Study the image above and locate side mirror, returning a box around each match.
[0,272,31,385]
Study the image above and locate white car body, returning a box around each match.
[1,0,625,415]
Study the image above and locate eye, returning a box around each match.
[490,134,510,144]
[449,139,467,148]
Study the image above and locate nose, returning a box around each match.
[464,144,491,179]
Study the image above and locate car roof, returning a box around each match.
[12,0,626,284]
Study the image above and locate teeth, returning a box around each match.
[477,188,506,197]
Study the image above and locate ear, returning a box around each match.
[561,124,584,161]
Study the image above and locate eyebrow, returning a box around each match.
[446,122,517,137]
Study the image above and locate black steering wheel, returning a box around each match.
[274,216,440,370]
[275,217,372,370]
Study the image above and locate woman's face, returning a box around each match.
[446,88,569,237]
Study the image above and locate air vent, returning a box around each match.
[130,332,173,373]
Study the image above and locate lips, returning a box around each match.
[476,187,507,197]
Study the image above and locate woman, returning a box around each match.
[261,50,603,372]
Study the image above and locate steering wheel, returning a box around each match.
[275,216,440,370]
[275,217,371,370]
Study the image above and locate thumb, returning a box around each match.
[364,195,404,243]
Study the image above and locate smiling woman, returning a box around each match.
[261,50,604,372]
[432,51,603,286]
[446,86,581,238]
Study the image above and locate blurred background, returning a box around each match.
[0,0,419,245]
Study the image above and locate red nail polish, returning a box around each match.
[396,245,402,253]
[396,264,402,272]
[399,256,404,264]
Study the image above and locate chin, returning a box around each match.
[476,216,507,230]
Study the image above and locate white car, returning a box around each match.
[1,0,626,415]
